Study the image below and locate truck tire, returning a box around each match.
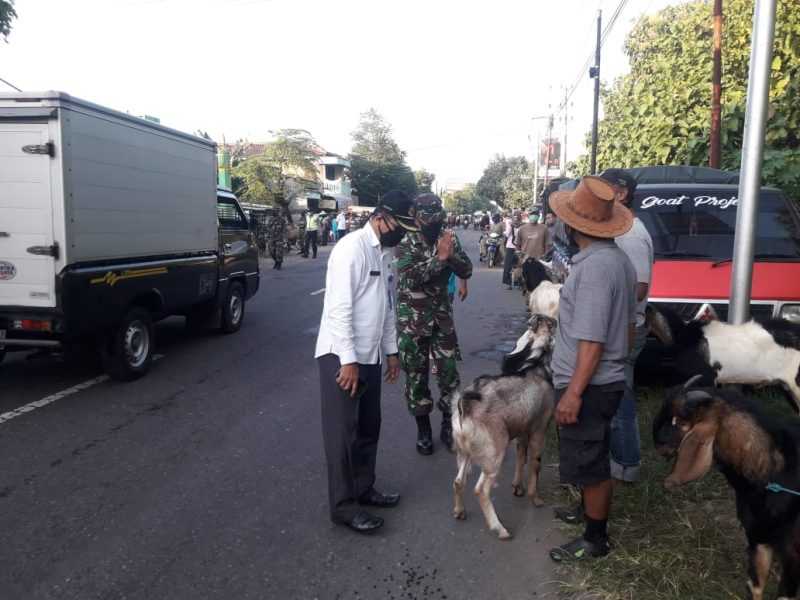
[102,307,155,381]
[221,281,245,334]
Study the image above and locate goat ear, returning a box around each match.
[664,420,717,489]
[646,305,674,346]
[508,329,532,357]
[682,390,715,416]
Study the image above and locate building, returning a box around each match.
[318,153,354,210]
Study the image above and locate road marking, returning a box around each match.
[0,354,164,425]
[310,288,326,296]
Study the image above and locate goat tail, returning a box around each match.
[459,390,482,419]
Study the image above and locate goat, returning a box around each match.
[451,314,556,540]
[653,377,800,600]
[646,304,800,413]
[527,280,562,320]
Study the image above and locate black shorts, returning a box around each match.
[556,383,624,487]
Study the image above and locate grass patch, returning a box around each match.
[545,386,795,600]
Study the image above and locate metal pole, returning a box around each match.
[533,130,540,205]
[728,0,777,324]
[590,10,602,174]
[562,87,569,177]
[710,0,723,168]
[544,115,554,194]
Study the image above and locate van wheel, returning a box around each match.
[102,308,154,381]
[221,282,245,333]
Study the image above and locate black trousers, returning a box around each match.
[318,354,382,522]
[502,248,516,285]
[304,230,318,258]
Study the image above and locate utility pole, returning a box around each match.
[590,9,602,174]
[710,0,723,168]
[729,0,777,324]
[543,114,554,195]
[562,86,569,177]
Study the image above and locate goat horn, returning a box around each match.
[682,374,705,390]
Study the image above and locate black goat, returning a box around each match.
[653,378,800,600]
[646,304,800,413]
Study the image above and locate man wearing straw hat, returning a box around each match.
[547,176,637,562]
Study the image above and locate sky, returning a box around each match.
[0,0,690,190]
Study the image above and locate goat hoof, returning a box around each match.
[496,528,512,540]
[453,509,466,520]
[531,496,545,508]
[512,484,525,497]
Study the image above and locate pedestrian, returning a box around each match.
[515,207,550,261]
[266,210,288,270]
[546,176,636,562]
[501,211,519,290]
[336,210,347,241]
[331,211,339,242]
[600,169,653,484]
[297,212,307,256]
[315,190,419,533]
[396,193,473,455]
[304,210,320,258]
[320,213,331,247]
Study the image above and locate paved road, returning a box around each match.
[1,230,563,600]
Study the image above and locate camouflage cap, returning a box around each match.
[415,193,445,224]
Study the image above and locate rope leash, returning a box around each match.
[766,482,800,496]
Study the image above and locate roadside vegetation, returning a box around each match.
[545,386,794,600]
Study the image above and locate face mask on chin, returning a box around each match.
[421,221,444,244]
[379,225,406,248]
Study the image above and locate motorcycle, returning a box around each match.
[485,232,501,268]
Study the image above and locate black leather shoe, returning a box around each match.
[417,430,434,455]
[339,510,384,534]
[359,488,400,508]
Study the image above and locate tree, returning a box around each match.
[414,169,436,194]
[442,184,492,215]
[348,109,417,205]
[351,108,406,164]
[570,0,800,199]
[232,129,320,213]
[0,0,16,42]
[500,157,534,209]
[476,155,513,207]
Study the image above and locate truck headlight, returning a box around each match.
[780,304,800,323]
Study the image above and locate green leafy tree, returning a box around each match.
[442,184,492,214]
[500,157,534,209]
[414,168,436,193]
[0,0,16,42]
[571,0,800,199]
[349,109,417,205]
[476,155,513,207]
[232,129,320,214]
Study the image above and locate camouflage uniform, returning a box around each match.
[396,230,473,416]
[267,214,287,268]
[297,216,307,255]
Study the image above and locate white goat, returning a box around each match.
[451,315,556,540]
[647,305,800,412]
[527,280,562,319]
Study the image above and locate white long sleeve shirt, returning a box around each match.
[314,223,398,365]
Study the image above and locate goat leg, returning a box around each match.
[777,554,800,600]
[526,428,546,507]
[746,543,772,600]
[453,453,469,520]
[475,468,511,540]
[512,439,527,497]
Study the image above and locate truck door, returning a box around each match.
[0,122,58,308]
[217,194,256,278]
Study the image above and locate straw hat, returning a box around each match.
[549,176,633,238]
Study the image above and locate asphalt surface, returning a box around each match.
[0,229,564,600]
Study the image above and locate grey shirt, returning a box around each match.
[552,240,637,389]
[615,217,654,327]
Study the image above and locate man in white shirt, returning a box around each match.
[315,190,419,533]
[602,169,654,484]
[336,211,347,241]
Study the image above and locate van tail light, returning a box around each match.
[11,319,53,332]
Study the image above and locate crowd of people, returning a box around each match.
[309,173,655,566]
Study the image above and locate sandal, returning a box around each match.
[554,503,584,525]
[549,536,610,562]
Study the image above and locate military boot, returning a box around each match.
[416,415,433,455]
[440,413,454,452]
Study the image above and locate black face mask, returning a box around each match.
[379,226,406,248]
[421,222,444,245]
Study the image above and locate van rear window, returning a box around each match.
[633,189,800,260]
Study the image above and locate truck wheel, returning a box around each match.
[102,307,154,381]
[221,281,245,334]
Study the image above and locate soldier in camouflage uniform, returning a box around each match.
[396,193,473,454]
[297,212,308,256]
[267,211,288,270]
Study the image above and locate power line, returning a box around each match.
[0,76,22,92]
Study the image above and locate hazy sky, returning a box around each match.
[0,0,689,188]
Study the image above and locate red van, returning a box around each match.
[629,166,800,324]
